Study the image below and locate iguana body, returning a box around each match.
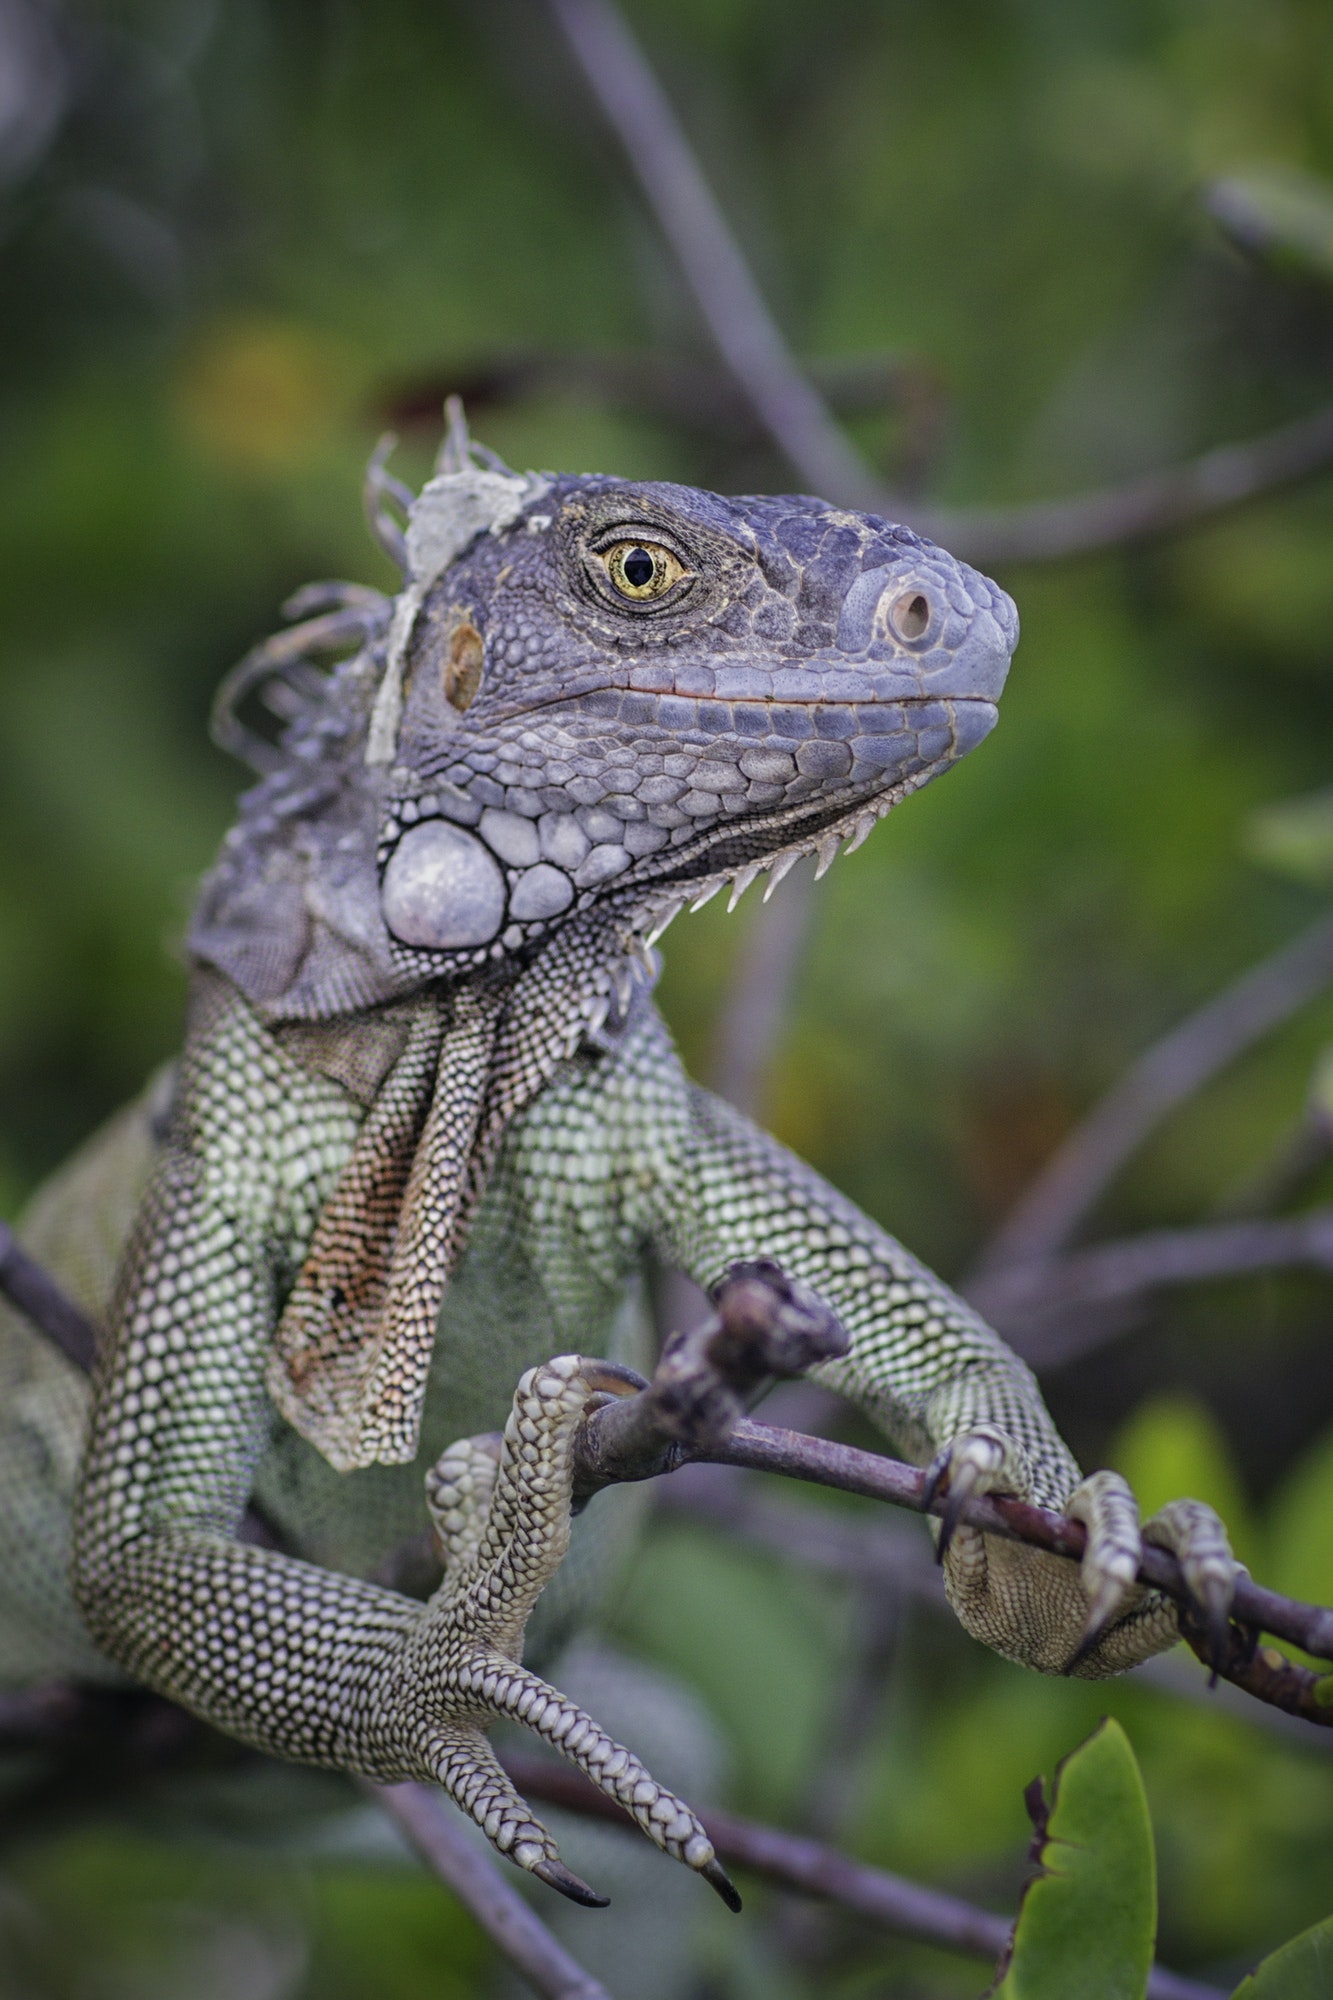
[0,433,1234,1902]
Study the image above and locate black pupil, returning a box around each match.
[623,547,656,588]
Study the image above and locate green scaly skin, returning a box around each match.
[0,438,1236,1903]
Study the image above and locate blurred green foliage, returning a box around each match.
[6,0,1333,1994]
[1231,1914,1333,2000]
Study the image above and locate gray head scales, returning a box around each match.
[192,426,1017,1027]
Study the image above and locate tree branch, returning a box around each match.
[977,908,1333,1275]
[6,1241,1333,1755]
[915,401,1333,567]
[576,1267,1333,1712]
[697,1417,1333,1678]
[967,1210,1333,1358]
[362,1779,611,2000]
[655,1463,1333,1755]
[543,0,884,509]
[545,0,1333,568]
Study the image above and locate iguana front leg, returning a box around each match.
[647,1075,1237,1678]
[70,994,732,1905]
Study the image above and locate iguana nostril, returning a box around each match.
[889,590,931,641]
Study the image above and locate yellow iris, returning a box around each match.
[602,540,686,600]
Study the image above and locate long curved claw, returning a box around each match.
[1063,1470,1143,1675]
[436,1723,614,1908]
[434,1727,578,1890]
[923,1427,1023,1565]
[531,1857,610,1908]
[922,1447,974,1564]
[936,1483,970,1565]
[700,1855,743,1912]
[1064,1576,1135,1675]
[1199,1577,1234,1682]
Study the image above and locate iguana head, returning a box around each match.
[193,430,1016,1027]
[371,453,1016,978]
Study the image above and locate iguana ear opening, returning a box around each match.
[364,416,548,768]
[443,619,484,712]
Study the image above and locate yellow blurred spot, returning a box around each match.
[1268,1423,1333,1609]
[173,318,347,469]
[1108,1391,1258,1574]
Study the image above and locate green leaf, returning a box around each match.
[1207,168,1333,285]
[1230,1915,1333,1998]
[994,1718,1155,2000]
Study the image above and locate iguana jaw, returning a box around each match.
[379,619,1011,979]
[376,685,998,976]
[624,698,997,937]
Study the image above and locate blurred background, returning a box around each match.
[4,0,1333,1994]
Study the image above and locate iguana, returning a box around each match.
[0,417,1235,1911]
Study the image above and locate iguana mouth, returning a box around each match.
[375,692,998,971]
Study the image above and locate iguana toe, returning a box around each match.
[923,1424,1030,1563]
[1143,1496,1238,1674]
[412,1355,737,1907]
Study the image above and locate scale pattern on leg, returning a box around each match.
[68,1033,735,1901]
[402,1355,739,1905]
[505,1000,1239,1678]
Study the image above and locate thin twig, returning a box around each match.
[977,909,1333,1275]
[917,401,1333,566]
[360,1780,610,2000]
[967,1210,1333,1349]
[547,0,1333,565]
[589,1274,1333,1711]
[654,1464,1333,1755]
[498,1752,1223,2000]
[694,1419,1333,1678]
[544,0,884,509]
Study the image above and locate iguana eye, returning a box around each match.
[601,540,686,601]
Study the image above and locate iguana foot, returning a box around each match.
[1142,1495,1238,1670]
[924,1428,1238,1679]
[402,1355,740,1911]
